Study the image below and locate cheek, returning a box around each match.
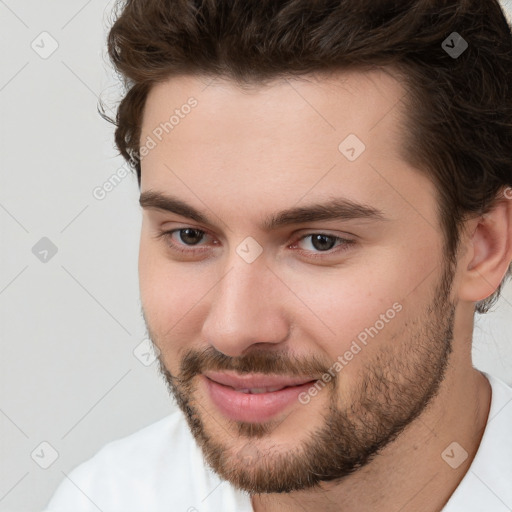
[285,249,434,365]
[293,275,399,358]
[290,280,402,380]
[138,235,188,340]
[138,233,215,356]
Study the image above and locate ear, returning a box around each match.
[458,188,512,304]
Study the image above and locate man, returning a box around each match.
[46,0,512,511]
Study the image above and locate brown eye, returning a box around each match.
[291,233,355,260]
[309,234,337,251]
[156,227,212,256]
[296,233,351,253]
[176,228,206,245]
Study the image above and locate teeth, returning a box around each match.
[235,387,285,394]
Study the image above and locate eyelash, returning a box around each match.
[155,227,355,259]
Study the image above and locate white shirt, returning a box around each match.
[45,372,512,512]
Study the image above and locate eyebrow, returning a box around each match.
[139,190,386,230]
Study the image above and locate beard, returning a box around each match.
[144,262,455,495]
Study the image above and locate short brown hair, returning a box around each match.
[103,0,512,313]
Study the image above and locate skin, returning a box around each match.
[137,70,512,511]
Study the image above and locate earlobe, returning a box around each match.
[458,192,512,303]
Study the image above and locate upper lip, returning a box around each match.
[203,370,317,390]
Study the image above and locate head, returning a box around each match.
[104,0,512,495]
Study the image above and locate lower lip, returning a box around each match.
[203,376,316,423]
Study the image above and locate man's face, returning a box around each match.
[138,70,456,493]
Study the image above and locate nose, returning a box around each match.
[200,256,291,357]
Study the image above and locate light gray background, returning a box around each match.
[0,1,511,511]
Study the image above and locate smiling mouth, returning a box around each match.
[202,373,321,423]
[222,382,317,394]
[203,370,319,391]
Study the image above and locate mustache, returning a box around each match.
[166,345,332,385]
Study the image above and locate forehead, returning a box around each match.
[141,69,407,145]
[139,69,435,229]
